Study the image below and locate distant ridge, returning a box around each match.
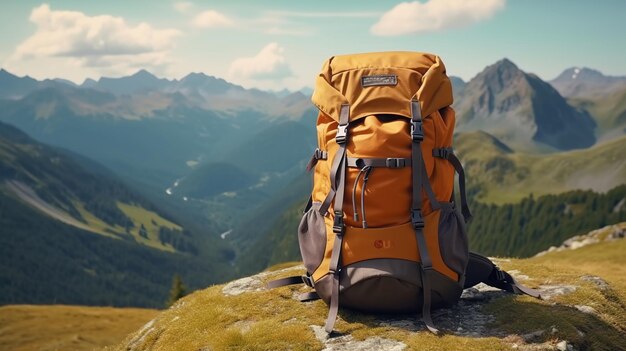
[550,67,626,98]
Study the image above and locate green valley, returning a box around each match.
[0,121,235,307]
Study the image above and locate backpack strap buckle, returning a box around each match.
[332,211,344,234]
[410,99,423,142]
[301,275,314,288]
[386,158,406,168]
[411,121,424,142]
[314,148,328,160]
[411,209,424,230]
[432,147,453,159]
[336,124,348,144]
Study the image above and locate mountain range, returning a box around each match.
[1,58,625,305]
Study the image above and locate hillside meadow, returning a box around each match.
[0,305,158,351]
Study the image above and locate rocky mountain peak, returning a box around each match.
[131,69,157,78]
[455,59,596,151]
[473,58,525,92]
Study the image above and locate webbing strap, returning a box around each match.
[266,275,314,289]
[420,268,438,333]
[266,276,302,289]
[346,157,411,168]
[409,99,439,334]
[421,161,441,211]
[509,275,542,298]
[410,99,424,217]
[298,291,320,302]
[319,105,350,216]
[465,252,542,299]
[414,221,439,334]
[306,148,328,172]
[325,211,345,332]
[448,153,472,222]
[492,268,542,299]
[432,148,472,222]
[325,238,343,332]
[323,104,350,333]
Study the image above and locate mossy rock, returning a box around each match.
[110,230,626,351]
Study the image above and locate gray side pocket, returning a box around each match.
[438,204,469,278]
[298,202,327,274]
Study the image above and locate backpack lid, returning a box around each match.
[311,51,453,122]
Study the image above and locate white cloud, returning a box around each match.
[173,1,193,14]
[265,26,312,37]
[228,43,291,81]
[9,4,180,77]
[256,10,380,36]
[192,10,233,28]
[263,10,380,19]
[255,13,312,36]
[371,0,505,36]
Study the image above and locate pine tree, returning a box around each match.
[166,274,186,307]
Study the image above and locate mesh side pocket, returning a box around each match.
[298,202,327,274]
[438,205,469,278]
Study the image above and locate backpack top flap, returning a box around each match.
[311,51,453,122]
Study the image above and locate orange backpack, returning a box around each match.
[269,51,540,333]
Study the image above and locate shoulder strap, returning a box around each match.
[464,252,542,299]
[410,99,439,334]
[432,147,472,222]
[322,104,350,333]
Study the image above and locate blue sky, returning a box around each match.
[0,0,624,90]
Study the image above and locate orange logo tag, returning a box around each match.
[374,240,392,249]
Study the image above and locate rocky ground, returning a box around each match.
[535,222,625,256]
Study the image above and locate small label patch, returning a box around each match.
[361,75,397,87]
[374,240,392,249]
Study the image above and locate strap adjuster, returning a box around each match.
[433,148,452,159]
[313,148,327,160]
[301,275,314,287]
[386,158,405,168]
[332,211,344,234]
[336,124,348,144]
[422,265,434,272]
[494,267,506,282]
[411,121,424,142]
[411,209,424,229]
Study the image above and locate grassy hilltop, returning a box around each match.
[107,223,626,351]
